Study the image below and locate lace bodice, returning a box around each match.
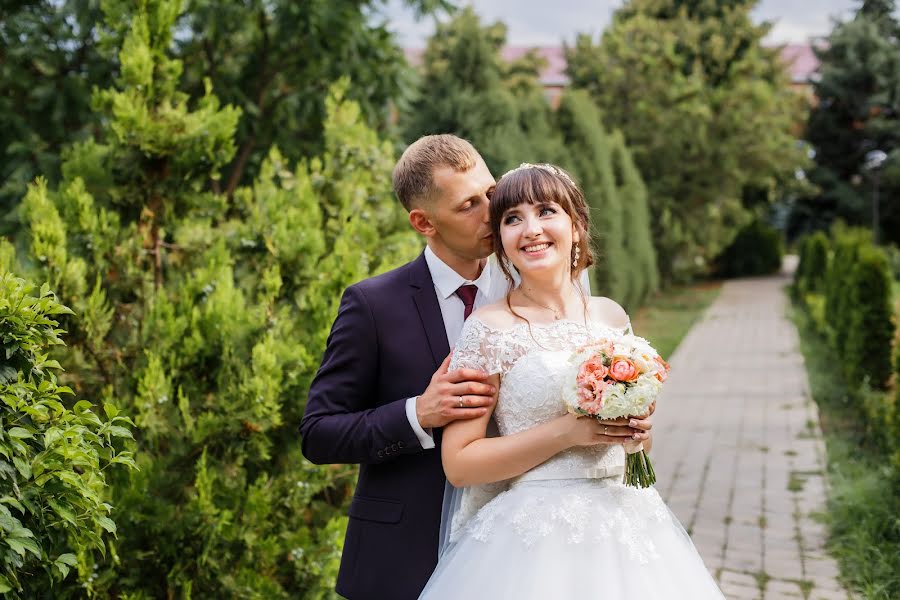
[450,317,628,483]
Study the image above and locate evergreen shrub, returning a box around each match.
[825,228,869,351]
[845,245,895,389]
[793,235,811,297]
[715,219,783,277]
[0,272,134,597]
[803,232,830,293]
[11,2,418,596]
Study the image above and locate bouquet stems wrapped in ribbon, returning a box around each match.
[561,334,670,488]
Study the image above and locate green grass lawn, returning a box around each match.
[789,302,900,600]
[630,281,722,360]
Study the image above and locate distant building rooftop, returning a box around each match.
[405,42,820,87]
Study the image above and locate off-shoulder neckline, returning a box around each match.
[466,314,630,335]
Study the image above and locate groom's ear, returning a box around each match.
[409,208,437,238]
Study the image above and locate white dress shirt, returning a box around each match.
[404,247,505,448]
[405,246,592,449]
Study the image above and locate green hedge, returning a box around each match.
[845,246,894,388]
[795,227,897,435]
[715,219,783,277]
[794,231,829,296]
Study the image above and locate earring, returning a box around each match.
[572,244,581,268]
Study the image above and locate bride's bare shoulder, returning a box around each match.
[470,301,521,330]
[589,296,630,329]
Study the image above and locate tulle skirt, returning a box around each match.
[419,478,724,599]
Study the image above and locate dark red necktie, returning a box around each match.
[456,284,478,320]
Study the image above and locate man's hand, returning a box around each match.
[416,353,496,429]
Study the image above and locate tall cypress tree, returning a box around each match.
[556,90,628,302]
[609,130,659,309]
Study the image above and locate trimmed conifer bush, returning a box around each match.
[845,246,895,389]
[715,219,783,277]
[825,228,869,351]
[803,232,830,293]
[793,235,811,297]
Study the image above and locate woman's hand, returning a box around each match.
[557,413,649,448]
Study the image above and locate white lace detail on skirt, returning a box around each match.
[467,480,671,564]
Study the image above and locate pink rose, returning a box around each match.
[576,356,610,413]
[578,356,608,383]
[653,355,670,382]
[608,357,640,382]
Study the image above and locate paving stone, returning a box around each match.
[808,588,851,600]
[804,558,842,581]
[720,570,761,589]
[649,266,851,599]
[766,579,805,598]
[721,582,762,600]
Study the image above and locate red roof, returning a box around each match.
[779,43,821,84]
[405,43,819,87]
[502,46,569,86]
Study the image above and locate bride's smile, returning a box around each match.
[501,201,574,274]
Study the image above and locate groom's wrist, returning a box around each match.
[405,396,435,449]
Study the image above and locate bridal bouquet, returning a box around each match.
[561,334,670,488]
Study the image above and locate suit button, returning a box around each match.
[391,443,399,451]
[398,441,406,449]
[377,450,384,458]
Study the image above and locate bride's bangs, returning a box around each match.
[489,167,576,226]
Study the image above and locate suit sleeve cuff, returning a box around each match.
[405,396,435,449]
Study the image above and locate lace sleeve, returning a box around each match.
[449,317,501,375]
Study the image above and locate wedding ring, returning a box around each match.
[458,396,464,408]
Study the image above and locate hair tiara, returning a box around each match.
[499,162,575,186]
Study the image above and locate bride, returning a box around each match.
[418,163,724,599]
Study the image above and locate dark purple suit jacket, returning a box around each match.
[300,253,450,600]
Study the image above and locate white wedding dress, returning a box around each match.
[419,317,725,599]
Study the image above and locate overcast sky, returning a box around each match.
[380,1,864,47]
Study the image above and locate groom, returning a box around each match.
[300,134,503,600]
[300,135,646,600]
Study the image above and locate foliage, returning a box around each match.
[713,218,783,277]
[790,303,900,599]
[0,0,114,234]
[0,272,135,597]
[845,245,895,388]
[169,0,450,195]
[555,91,627,303]
[1,0,447,231]
[402,7,529,175]
[795,225,896,427]
[824,227,870,350]
[608,130,659,309]
[801,4,900,244]
[566,0,807,282]
[11,1,419,596]
[796,231,830,294]
[504,51,572,167]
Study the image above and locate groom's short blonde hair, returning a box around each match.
[392,134,480,211]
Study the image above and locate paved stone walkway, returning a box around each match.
[651,263,853,600]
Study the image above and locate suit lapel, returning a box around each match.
[409,253,450,368]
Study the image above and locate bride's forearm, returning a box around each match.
[442,417,572,487]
